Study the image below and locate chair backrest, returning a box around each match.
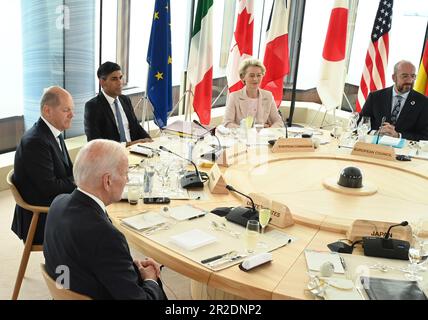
[6,169,49,213]
[40,264,92,300]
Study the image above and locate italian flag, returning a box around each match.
[226,0,254,93]
[187,0,213,125]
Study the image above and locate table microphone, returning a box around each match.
[375,116,386,144]
[223,185,259,227]
[384,221,408,240]
[159,146,204,189]
[192,120,223,161]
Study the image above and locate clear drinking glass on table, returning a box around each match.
[258,199,272,249]
[405,219,428,281]
[244,220,260,254]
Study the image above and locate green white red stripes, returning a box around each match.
[187,0,213,125]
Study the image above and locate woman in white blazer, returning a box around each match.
[223,58,284,128]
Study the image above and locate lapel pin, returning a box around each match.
[410,101,415,106]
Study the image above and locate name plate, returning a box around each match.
[216,143,247,167]
[247,193,294,228]
[208,163,228,194]
[271,138,314,153]
[351,142,395,161]
[347,219,412,242]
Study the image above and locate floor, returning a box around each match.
[0,189,192,300]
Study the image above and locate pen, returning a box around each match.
[340,256,347,271]
[188,214,206,220]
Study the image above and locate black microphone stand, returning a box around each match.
[193,120,223,161]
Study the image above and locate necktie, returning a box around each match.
[114,99,127,142]
[58,133,70,167]
[390,96,402,125]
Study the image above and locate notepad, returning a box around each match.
[121,212,168,230]
[304,250,345,274]
[168,205,207,221]
[371,135,405,148]
[169,229,217,251]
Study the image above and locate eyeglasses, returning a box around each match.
[399,73,417,80]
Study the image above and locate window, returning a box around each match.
[0,1,23,118]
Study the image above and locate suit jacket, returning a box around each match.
[84,93,150,142]
[11,118,75,244]
[360,87,428,141]
[223,87,284,128]
[43,190,167,300]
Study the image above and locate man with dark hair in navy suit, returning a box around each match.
[84,61,152,146]
[360,60,428,141]
[12,86,76,244]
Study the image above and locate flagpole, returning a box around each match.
[287,0,306,128]
[257,0,266,59]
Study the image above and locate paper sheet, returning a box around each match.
[304,250,345,274]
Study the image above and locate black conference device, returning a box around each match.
[223,185,259,227]
[192,120,223,162]
[159,146,204,189]
[362,221,410,260]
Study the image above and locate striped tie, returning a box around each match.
[390,96,402,125]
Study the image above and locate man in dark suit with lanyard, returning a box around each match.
[44,139,167,299]
[12,86,76,244]
[84,61,152,146]
[360,60,428,141]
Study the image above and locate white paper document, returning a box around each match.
[304,250,345,274]
[169,229,217,251]
[168,205,207,221]
[121,212,168,230]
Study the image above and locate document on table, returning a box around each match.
[304,250,345,274]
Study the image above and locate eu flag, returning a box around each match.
[146,0,172,128]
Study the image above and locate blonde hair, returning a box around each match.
[238,58,266,79]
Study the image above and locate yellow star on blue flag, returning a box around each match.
[146,0,172,128]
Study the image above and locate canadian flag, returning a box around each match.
[226,0,254,93]
[261,0,291,106]
[316,0,349,110]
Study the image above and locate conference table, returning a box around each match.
[107,128,428,299]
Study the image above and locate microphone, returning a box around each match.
[192,120,223,161]
[375,116,386,144]
[225,185,256,212]
[222,184,259,227]
[159,146,204,189]
[278,110,288,138]
[384,221,408,240]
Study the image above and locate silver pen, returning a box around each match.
[340,256,347,271]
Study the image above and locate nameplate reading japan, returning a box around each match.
[271,138,314,153]
[216,143,247,167]
[351,142,395,161]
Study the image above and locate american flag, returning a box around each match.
[356,0,394,112]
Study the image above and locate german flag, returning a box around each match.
[415,23,428,96]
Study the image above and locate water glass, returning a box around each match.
[127,185,140,205]
[244,220,260,254]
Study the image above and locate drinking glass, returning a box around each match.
[127,185,140,205]
[254,123,264,134]
[405,219,428,281]
[258,201,272,249]
[244,220,260,254]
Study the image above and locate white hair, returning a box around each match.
[73,139,127,188]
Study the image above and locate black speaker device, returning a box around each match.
[362,237,410,260]
[362,221,410,260]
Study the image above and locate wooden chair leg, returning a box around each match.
[11,212,40,300]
